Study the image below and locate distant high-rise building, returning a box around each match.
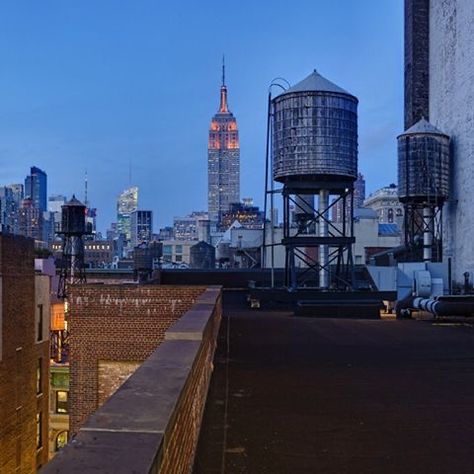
[48,194,66,240]
[117,186,138,241]
[173,211,209,241]
[219,202,264,231]
[0,184,24,234]
[131,210,153,246]
[208,60,240,222]
[332,172,366,223]
[25,166,47,211]
[18,198,44,241]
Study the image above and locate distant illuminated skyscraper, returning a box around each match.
[131,210,153,247]
[117,186,138,240]
[208,59,240,222]
[25,166,47,211]
[332,172,366,223]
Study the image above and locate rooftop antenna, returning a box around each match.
[222,54,225,86]
[84,169,89,208]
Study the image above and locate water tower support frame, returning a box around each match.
[282,180,355,291]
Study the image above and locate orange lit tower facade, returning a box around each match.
[208,62,240,223]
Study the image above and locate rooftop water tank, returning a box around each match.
[61,195,86,234]
[272,70,358,183]
[397,118,450,204]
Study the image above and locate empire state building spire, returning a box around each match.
[219,56,228,113]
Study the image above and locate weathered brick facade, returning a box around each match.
[0,234,49,473]
[69,284,207,434]
[405,0,430,129]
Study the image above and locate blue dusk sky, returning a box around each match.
[0,0,403,233]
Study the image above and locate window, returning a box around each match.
[175,255,182,262]
[56,391,68,413]
[55,431,68,451]
[36,304,43,342]
[175,245,183,254]
[36,358,42,395]
[36,413,42,449]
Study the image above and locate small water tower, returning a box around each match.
[271,70,358,290]
[397,118,450,261]
[57,195,90,298]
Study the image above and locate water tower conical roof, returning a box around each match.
[282,69,351,96]
[400,117,448,137]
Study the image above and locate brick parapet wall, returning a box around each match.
[40,286,222,474]
[68,284,207,434]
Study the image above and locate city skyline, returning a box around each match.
[0,1,403,232]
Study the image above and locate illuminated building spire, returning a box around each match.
[219,56,228,113]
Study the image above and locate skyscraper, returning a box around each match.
[117,186,138,241]
[25,166,47,211]
[208,60,240,222]
[332,172,366,223]
[131,210,153,247]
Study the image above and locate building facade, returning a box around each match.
[173,211,208,241]
[219,202,264,231]
[117,186,138,241]
[131,210,153,247]
[405,0,474,280]
[0,235,50,472]
[208,63,240,222]
[363,184,404,228]
[332,172,366,223]
[19,198,44,242]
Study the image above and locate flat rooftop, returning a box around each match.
[194,293,474,473]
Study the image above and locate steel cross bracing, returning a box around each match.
[282,184,355,291]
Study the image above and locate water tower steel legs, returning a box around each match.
[403,202,443,262]
[423,206,433,262]
[283,182,355,291]
[319,189,329,289]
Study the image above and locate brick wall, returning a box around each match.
[0,234,50,473]
[97,360,141,405]
[69,284,207,434]
[405,0,430,129]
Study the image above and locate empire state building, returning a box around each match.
[208,62,240,223]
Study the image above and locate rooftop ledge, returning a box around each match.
[41,286,222,474]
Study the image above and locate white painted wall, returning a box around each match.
[430,0,474,282]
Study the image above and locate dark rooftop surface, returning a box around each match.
[194,293,474,474]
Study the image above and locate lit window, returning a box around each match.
[36,304,43,342]
[36,413,42,449]
[36,359,42,395]
[55,431,68,451]
[56,391,68,413]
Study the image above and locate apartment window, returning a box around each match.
[55,431,68,451]
[36,358,42,395]
[56,391,68,413]
[175,245,183,254]
[175,255,183,262]
[36,413,42,449]
[36,304,43,342]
